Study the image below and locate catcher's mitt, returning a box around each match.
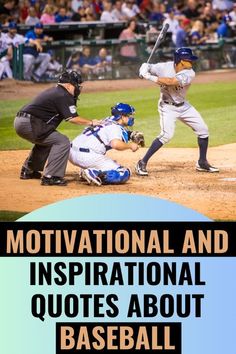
[130,130,145,147]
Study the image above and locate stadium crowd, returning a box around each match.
[0,0,236,80]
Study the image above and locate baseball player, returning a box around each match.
[14,70,100,186]
[136,47,219,176]
[69,103,139,186]
[23,23,52,82]
[0,23,12,79]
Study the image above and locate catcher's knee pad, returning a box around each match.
[100,167,130,184]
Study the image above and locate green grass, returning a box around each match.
[0,211,27,221]
[0,81,236,150]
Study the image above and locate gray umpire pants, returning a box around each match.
[14,116,70,178]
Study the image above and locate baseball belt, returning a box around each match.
[70,143,90,153]
[163,101,184,107]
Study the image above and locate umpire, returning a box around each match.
[14,70,98,186]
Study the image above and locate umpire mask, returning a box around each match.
[58,70,83,101]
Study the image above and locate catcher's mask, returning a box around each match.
[58,70,83,100]
[111,103,135,126]
[174,47,198,65]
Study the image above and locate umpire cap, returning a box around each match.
[58,70,83,99]
[174,47,198,64]
[58,69,83,86]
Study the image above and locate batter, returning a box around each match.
[136,47,219,176]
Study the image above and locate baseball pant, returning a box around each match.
[157,101,209,144]
[0,57,13,78]
[69,146,120,171]
[14,116,70,177]
[23,53,51,81]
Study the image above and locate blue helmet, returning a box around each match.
[111,103,135,126]
[174,47,198,64]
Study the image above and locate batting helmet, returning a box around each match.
[58,70,83,99]
[111,103,135,126]
[174,47,198,64]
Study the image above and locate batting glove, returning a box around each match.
[139,63,150,78]
[142,72,158,83]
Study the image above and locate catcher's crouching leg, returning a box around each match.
[99,167,131,184]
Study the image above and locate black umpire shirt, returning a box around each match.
[20,85,78,129]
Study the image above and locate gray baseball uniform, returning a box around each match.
[149,61,209,144]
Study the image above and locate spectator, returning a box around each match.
[66,50,81,71]
[229,3,236,23]
[212,0,234,12]
[71,0,84,13]
[33,1,42,19]
[40,4,55,24]
[25,6,40,25]
[19,0,30,23]
[148,2,166,23]
[139,0,153,19]
[200,3,218,29]
[182,0,201,20]
[175,18,191,48]
[23,22,52,81]
[92,0,103,20]
[71,6,86,21]
[82,1,97,21]
[217,14,232,38]
[100,0,117,22]
[163,7,179,46]
[55,6,70,22]
[122,0,139,20]
[79,46,98,78]
[0,23,13,79]
[119,19,139,63]
[93,47,112,78]
[189,20,208,45]
[44,52,62,79]
[111,0,127,21]
[0,0,15,22]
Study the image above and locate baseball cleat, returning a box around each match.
[41,176,67,186]
[20,166,41,180]
[196,161,219,173]
[135,160,148,176]
[81,169,102,186]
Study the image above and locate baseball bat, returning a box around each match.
[146,23,170,64]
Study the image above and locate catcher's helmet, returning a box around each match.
[111,103,135,126]
[174,47,198,64]
[58,70,83,99]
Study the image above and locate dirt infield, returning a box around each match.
[0,70,236,220]
[0,144,235,220]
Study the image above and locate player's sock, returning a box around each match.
[142,138,163,164]
[198,137,208,162]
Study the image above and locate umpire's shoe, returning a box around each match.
[135,160,148,176]
[41,176,67,186]
[196,160,219,173]
[20,166,41,180]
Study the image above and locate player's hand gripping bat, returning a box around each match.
[139,23,169,79]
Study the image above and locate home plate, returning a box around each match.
[220,178,236,181]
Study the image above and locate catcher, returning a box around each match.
[69,103,145,186]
